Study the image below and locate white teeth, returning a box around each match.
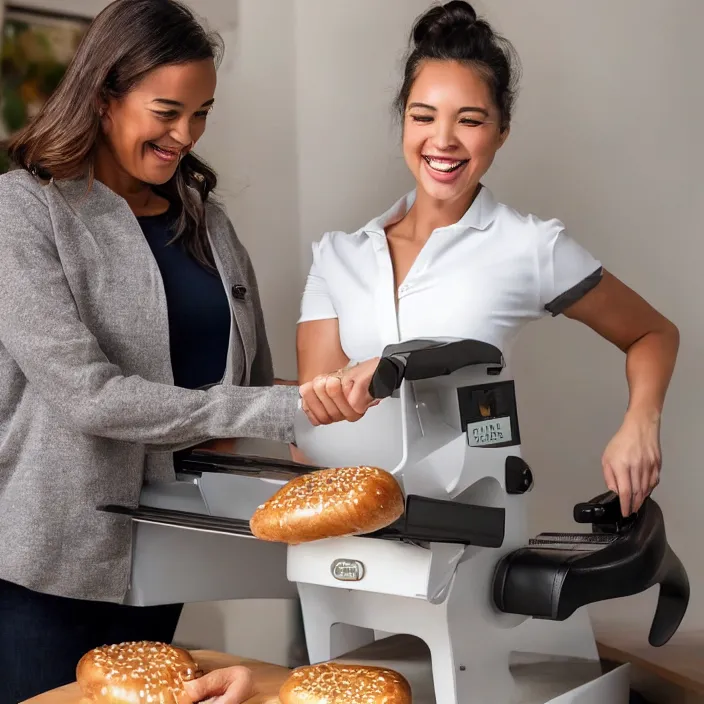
[424,157,465,173]
[150,144,178,157]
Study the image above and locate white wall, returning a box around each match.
[293,0,427,274]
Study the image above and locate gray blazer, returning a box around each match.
[0,169,299,603]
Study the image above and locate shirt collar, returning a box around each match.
[359,184,498,238]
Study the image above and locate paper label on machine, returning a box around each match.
[466,416,512,447]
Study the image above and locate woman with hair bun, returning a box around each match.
[296,0,679,520]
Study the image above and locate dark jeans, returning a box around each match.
[0,578,183,703]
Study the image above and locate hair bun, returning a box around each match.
[396,1,520,132]
[412,1,479,47]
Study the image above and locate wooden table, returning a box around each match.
[24,630,704,703]
[595,626,704,697]
[22,650,291,704]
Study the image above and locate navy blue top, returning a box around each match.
[137,204,231,390]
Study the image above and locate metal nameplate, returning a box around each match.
[331,559,365,582]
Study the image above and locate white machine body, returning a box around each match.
[107,338,688,703]
[289,359,628,704]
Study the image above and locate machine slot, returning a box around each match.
[100,504,255,537]
[176,451,321,481]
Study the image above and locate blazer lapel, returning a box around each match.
[205,217,254,386]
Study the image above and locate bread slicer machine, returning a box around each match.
[102,337,689,703]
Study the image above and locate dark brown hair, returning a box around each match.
[5,0,224,268]
[395,0,521,132]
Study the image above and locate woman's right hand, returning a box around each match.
[299,359,381,425]
[183,665,253,704]
[299,373,364,425]
[337,358,381,414]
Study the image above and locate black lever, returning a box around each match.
[368,338,505,399]
[573,490,637,531]
[573,490,617,523]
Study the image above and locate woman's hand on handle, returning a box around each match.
[299,372,364,425]
[298,357,382,425]
[184,665,253,704]
[338,358,381,415]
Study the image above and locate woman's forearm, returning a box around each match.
[564,272,679,424]
[624,322,679,422]
[296,319,349,383]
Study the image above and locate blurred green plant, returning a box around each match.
[0,13,88,173]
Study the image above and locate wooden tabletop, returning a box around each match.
[595,627,704,695]
[22,650,290,704]
[23,629,704,702]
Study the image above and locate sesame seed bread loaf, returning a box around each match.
[249,466,405,544]
[279,662,412,704]
[76,641,201,704]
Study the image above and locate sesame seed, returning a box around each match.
[284,663,411,699]
[250,466,405,543]
[77,641,199,703]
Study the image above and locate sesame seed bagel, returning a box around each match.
[76,641,201,704]
[249,466,405,544]
[279,662,412,704]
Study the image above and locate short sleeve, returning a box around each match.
[537,219,603,316]
[298,237,338,323]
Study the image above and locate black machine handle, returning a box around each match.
[577,491,690,647]
[493,490,690,648]
[577,492,690,647]
[369,338,505,400]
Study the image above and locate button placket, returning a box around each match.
[372,236,401,349]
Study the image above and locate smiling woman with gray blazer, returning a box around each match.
[0,1,351,701]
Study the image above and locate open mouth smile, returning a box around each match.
[422,155,469,173]
[147,143,182,162]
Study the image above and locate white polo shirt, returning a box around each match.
[298,185,602,365]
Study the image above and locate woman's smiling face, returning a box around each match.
[402,59,509,206]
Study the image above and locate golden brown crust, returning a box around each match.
[249,466,405,544]
[279,662,412,704]
[76,641,202,704]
